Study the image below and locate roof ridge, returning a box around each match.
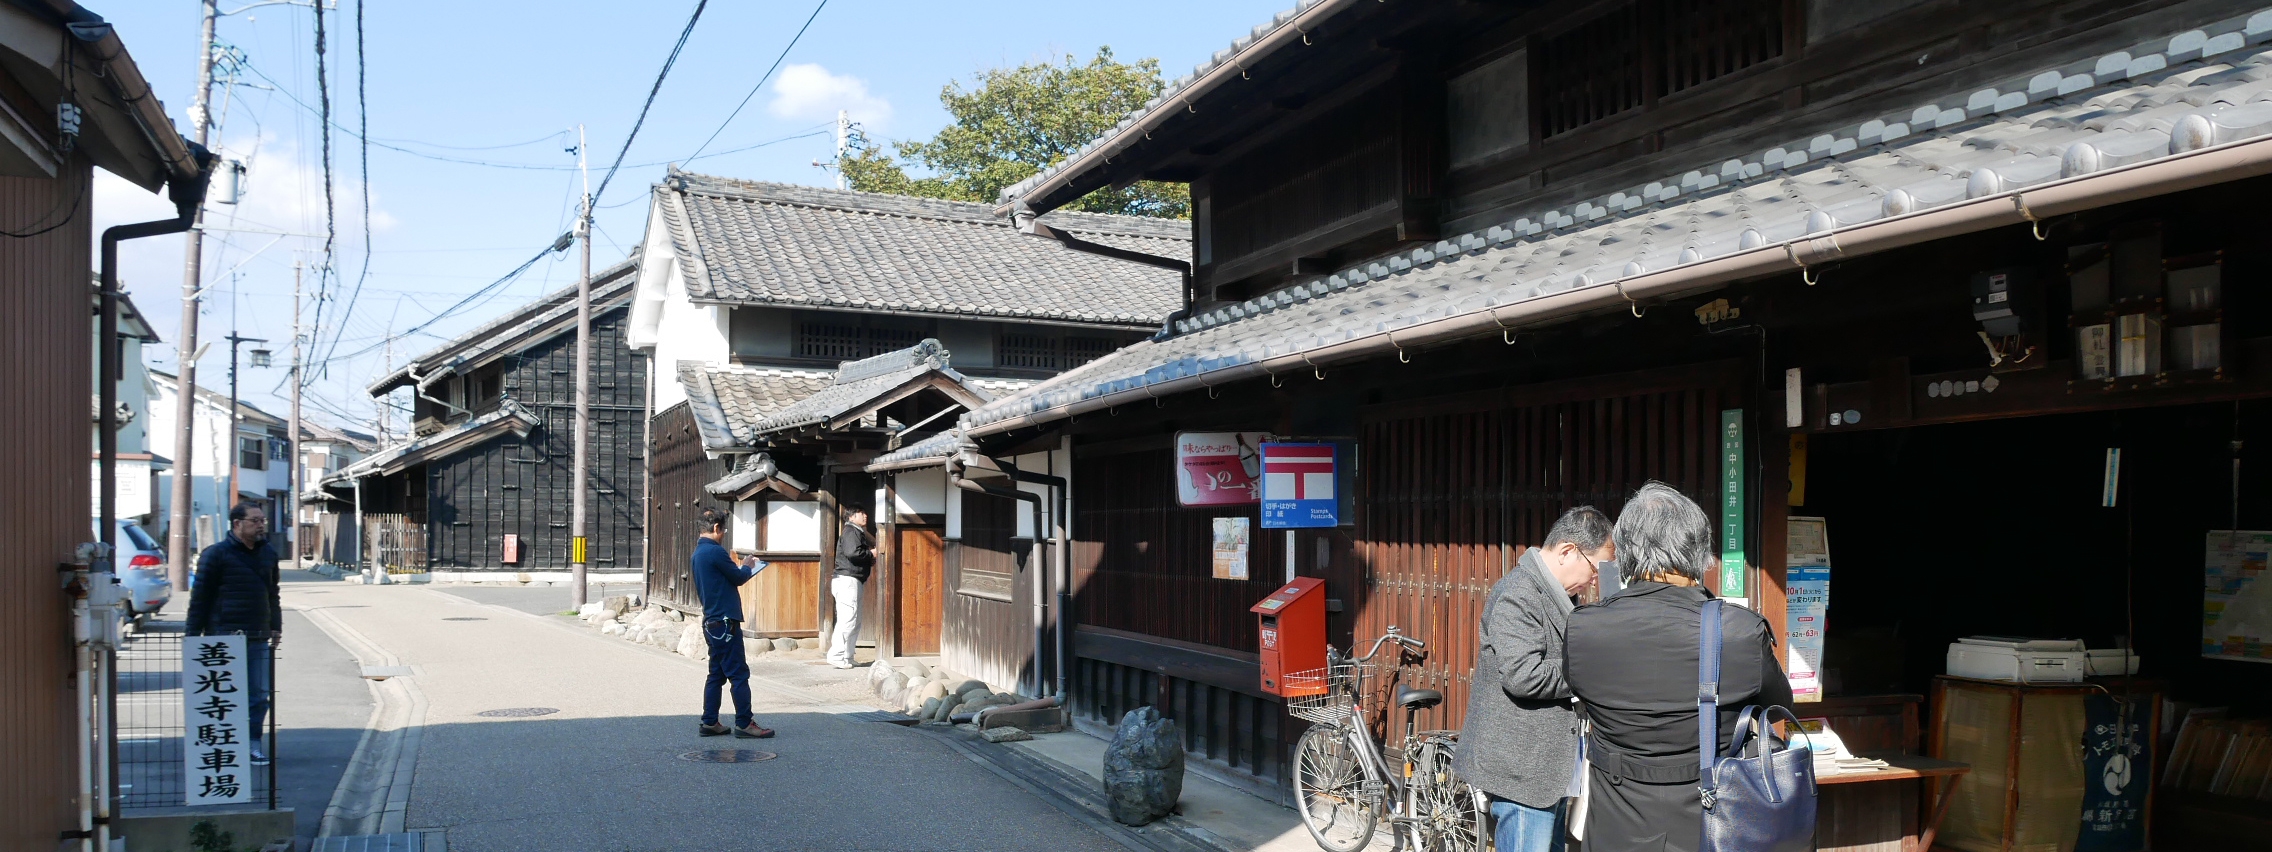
[664,168,1189,239]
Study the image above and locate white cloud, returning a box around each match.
[766,63,892,130]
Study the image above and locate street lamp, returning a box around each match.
[249,347,271,368]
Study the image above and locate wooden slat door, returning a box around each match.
[896,527,944,655]
[740,559,820,637]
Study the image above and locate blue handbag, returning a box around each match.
[1698,598,1818,852]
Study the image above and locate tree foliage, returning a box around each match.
[842,48,1189,218]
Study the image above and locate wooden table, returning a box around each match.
[1815,754,1971,852]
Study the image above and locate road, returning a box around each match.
[283,578,1134,852]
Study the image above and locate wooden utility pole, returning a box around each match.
[167,0,218,591]
[287,261,303,568]
[570,124,592,608]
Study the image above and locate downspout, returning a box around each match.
[91,144,209,852]
[977,452,1071,699]
[406,365,470,419]
[1013,207,1194,338]
[947,451,1060,704]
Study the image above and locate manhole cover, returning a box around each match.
[443,617,487,621]
[680,749,776,763]
[476,707,559,718]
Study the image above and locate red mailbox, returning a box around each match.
[1252,577,1328,697]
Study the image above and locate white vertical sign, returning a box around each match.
[183,634,252,805]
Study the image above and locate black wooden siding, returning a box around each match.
[423,304,647,571]
[648,402,729,611]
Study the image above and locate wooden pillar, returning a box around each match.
[877,472,901,659]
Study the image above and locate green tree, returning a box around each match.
[842,48,1189,218]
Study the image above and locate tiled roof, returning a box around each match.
[968,8,2272,431]
[677,362,835,451]
[705,453,809,497]
[314,399,539,493]
[656,170,1186,327]
[368,254,641,396]
[867,430,970,471]
[742,340,987,437]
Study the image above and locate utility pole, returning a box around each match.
[287,262,303,569]
[223,333,267,516]
[167,0,219,591]
[570,124,592,609]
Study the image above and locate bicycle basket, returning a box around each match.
[1283,660,1373,725]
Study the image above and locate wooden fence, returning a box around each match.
[363,513,428,574]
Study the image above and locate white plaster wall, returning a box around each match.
[891,466,947,518]
[625,197,729,412]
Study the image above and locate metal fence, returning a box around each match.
[115,619,278,810]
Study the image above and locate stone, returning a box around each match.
[988,692,1022,706]
[955,723,983,733]
[917,681,951,703]
[771,637,798,652]
[1102,706,1183,826]
[896,664,929,683]
[598,608,622,624]
[920,697,943,719]
[879,672,909,705]
[903,683,932,715]
[603,594,632,615]
[950,680,989,700]
[795,637,821,651]
[677,626,709,660]
[600,621,624,636]
[666,608,685,622]
[867,660,895,687]
[981,726,1033,743]
[576,602,604,618]
[743,637,767,654]
[949,701,985,718]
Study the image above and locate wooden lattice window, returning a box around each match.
[1538,4,1646,139]
[797,321,921,361]
[1000,333,1058,370]
[1538,0,1787,139]
[1064,336,1117,368]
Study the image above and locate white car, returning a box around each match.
[100,519,172,616]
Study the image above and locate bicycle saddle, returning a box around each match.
[1394,685,1443,710]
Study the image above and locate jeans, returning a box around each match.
[700,618,751,728]
[827,575,862,665]
[246,641,274,741]
[1490,796,1566,852]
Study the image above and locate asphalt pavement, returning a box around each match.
[283,580,1136,852]
[437,583,639,617]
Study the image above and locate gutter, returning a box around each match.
[44,5,201,188]
[681,296,1162,333]
[991,0,1363,217]
[405,365,470,418]
[1014,208,1195,338]
[970,129,2272,438]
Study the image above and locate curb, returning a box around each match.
[914,725,1231,852]
[293,603,429,837]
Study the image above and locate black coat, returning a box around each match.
[834,522,876,582]
[186,535,282,637]
[1563,581,1792,852]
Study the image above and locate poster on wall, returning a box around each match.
[183,634,252,805]
[1719,410,1748,600]
[1211,517,1251,580]
[2204,530,2272,663]
[1785,516,1830,703]
[2075,693,2152,851]
[1260,442,1339,529]
[1175,432,1270,506]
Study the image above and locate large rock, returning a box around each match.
[603,594,632,613]
[677,625,710,660]
[600,621,624,636]
[981,726,1032,743]
[949,680,989,700]
[918,681,951,703]
[879,672,909,705]
[868,659,896,687]
[920,697,943,720]
[1103,706,1183,826]
[771,637,799,652]
[795,637,822,651]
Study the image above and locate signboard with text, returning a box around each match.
[1719,410,1748,599]
[183,634,252,805]
[1175,432,1269,506]
[1260,443,1339,529]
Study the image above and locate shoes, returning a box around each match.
[734,723,776,739]
[698,722,731,737]
[829,660,854,670]
[250,742,270,766]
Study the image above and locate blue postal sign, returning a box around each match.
[1260,443,1338,529]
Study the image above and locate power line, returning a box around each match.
[371,129,567,151]
[329,0,372,378]
[685,0,830,162]
[589,0,710,209]
[305,235,570,369]
[309,1,341,377]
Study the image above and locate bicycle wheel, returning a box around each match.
[1409,739,1484,852]
[1293,724,1378,852]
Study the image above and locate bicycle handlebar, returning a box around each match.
[1349,628,1425,662]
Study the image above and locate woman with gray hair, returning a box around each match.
[1562,482,1791,852]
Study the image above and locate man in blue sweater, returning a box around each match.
[692,507,772,738]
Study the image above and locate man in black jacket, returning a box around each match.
[826,509,882,669]
[186,502,283,764]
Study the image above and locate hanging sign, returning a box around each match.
[1260,442,1339,529]
[1211,517,1251,580]
[1719,410,1747,598]
[2075,694,2153,851]
[183,634,252,805]
[1174,432,1269,506]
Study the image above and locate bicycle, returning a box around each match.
[1289,626,1485,852]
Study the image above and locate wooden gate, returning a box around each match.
[1355,361,1745,734]
[895,527,944,655]
[362,513,428,574]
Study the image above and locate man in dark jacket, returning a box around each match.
[1564,482,1792,852]
[186,502,282,764]
[826,509,881,669]
[693,507,772,738]
[1454,506,1613,852]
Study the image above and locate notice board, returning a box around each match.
[2205,530,2272,663]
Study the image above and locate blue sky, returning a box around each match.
[94,0,1288,432]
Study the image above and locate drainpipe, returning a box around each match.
[406,365,469,418]
[92,146,209,852]
[948,452,1055,700]
[1013,206,1194,339]
[968,451,1071,699]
